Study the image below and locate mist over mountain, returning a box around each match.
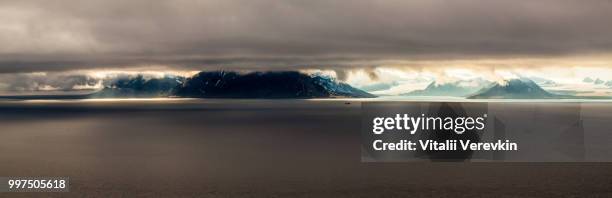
[468,78,556,99]
[358,81,400,92]
[173,71,375,98]
[90,75,185,98]
[402,79,491,97]
[528,76,557,87]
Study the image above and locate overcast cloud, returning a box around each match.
[1,0,612,72]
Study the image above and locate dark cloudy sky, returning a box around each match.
[1,0,612,73]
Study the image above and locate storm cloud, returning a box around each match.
[1,0,612,72]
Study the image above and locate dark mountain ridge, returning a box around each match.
[90,75,184,98]
[173,71,375,98]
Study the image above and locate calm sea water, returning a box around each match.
[0,99,611,197]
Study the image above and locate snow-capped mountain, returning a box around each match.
[401,78,491,97]
[468,78,556,99]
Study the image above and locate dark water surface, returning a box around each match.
[0,99,611,197]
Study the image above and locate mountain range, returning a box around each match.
[401,78,491,97]
[91,71,375,99]
[467,78,556,99]
[90,75,184,98]
[4,72,612,100]
[173,71,375,98]
[0,71,375,99]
